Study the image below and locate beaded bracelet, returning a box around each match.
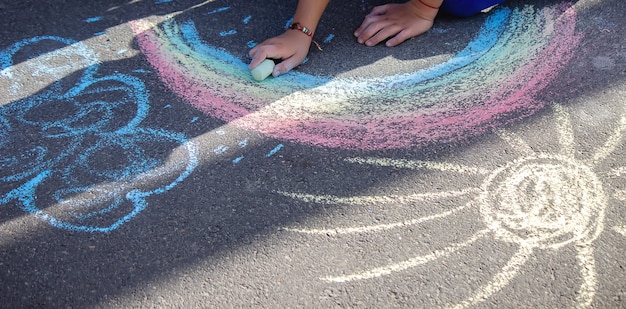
[288,22,323,51]
[288,22,314,37]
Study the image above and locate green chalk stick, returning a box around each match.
[251,59,275,81]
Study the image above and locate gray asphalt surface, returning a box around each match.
[1,0,625,307]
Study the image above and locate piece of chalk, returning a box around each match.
[251,59,275,81]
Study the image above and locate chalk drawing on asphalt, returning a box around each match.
[0,33,288,231]
[280,103,626,308]
[0,36,198,232]
[132,4,582,150]
[0,36,100,102]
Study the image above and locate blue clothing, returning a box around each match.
[440,0,507,17]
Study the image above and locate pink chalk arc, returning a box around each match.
[131,4,581,150]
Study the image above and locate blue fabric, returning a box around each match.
[439,0,507,17]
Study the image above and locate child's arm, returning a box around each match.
[249,0,330,77]
[355,0,443,47]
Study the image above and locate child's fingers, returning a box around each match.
[248,45,269,69]
[356,17,389,45]
[249,43,266,59]
[387,20,434,47]
[249,45,284,69]
[249,52,267,69]
[366,24,402,46]
[355,4,389,37]
[273,50,309,76]
[354,25,364,38]
[273,57,300,77]
[249,31,309,77]
[385,30,412,47]
[355,15,382,42]
[368,4,389,16]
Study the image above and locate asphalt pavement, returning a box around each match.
[1,0,625,307]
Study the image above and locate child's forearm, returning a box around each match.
[291,0,331,35]
[410,0,444,10]
[407,0,444,20]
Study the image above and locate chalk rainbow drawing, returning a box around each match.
[0,36,198,232]
[131,4,581,150]
[279,101,626,308]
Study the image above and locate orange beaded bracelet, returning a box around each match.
[287,22,323,51]
[288,22,314,37]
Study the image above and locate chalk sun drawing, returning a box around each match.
[0,36,198,232]
[131,4,581,150]
[279,103,626,308]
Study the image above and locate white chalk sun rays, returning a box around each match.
[278,103,626,308]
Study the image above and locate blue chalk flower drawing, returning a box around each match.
[0,36,198,232]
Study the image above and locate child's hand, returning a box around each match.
[249,30,313,77]
[354,1,438,47]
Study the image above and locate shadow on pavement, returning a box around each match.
[0,0,625,307]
